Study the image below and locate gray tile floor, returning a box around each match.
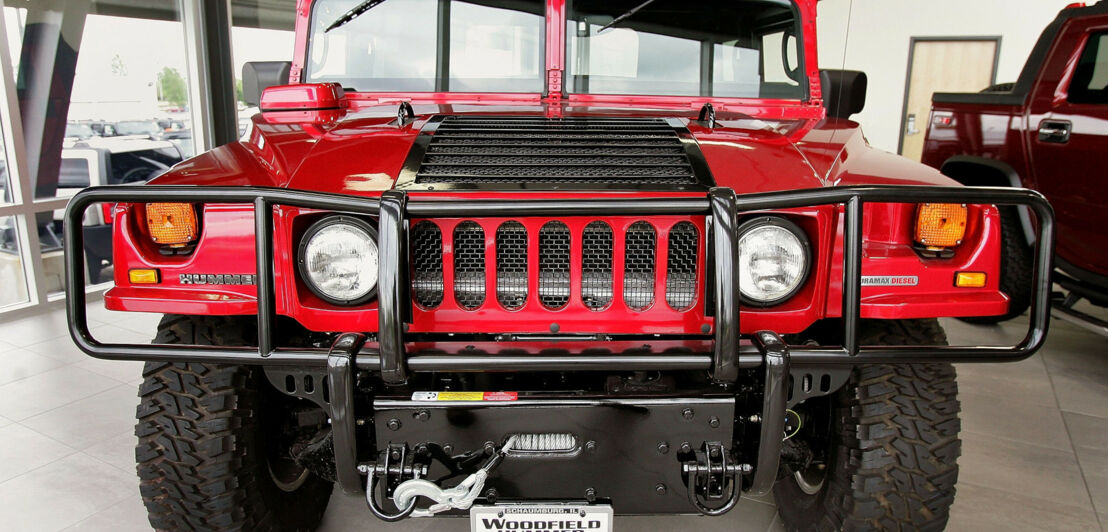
[0,301,1105,531]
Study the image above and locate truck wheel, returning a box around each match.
[137,315,333,531]
[774,319,960,532]
[960,207,1033,324]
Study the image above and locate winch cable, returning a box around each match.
[391,435,518,517]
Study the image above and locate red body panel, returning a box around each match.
[923,5,1108,278]
[105,0,1010,336]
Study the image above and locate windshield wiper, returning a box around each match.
[595,0,657,34]
[325,0,389,33]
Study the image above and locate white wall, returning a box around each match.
[817,0,1078,153]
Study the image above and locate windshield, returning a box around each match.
[114,121,161,136]
[566,0,805,99]
[307,0,545,93]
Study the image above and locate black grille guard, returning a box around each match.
[63,184,1055,499]
[63,184,1055,374]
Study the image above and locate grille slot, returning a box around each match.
[581,222,613,310]
[539,221,571,309]
[666,222,699,310]
[415,116,697,185]
[496,221,528,310]
[411,221,443,308]
[453,221,486,309]
[624,222,657,310]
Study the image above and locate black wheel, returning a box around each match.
[960,207,1033,324]
[775,319,961,532]
[137,315,333,531]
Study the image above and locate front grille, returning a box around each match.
[410,219,701,314]
[414,116,698,185]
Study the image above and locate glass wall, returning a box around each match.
[0,0,194,309]
[0,0,300,315]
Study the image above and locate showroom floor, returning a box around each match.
[0,302,1104,532]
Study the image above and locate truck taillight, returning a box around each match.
[145,203,199,247]
[100,202,115,224]
[914,203,967,248]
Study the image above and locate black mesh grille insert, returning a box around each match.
[666,222,699,310]
[539,221,571,309]
[411,221,443,308]
[453,221,486,309]
[582,222,613,310]
[416,116,696,185]
[496,221,528,310]
[624,222,656,310]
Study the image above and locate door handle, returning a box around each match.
[1038,120,1071,143]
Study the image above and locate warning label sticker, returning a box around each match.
[411,391,519,402]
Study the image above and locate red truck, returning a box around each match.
[63,1,1054,530]
[924,1,1107,331]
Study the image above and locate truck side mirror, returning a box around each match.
[243,61,292,107]
[819,70,867,119]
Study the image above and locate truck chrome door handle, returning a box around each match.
[1038,120,1071,143]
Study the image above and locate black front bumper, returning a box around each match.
[63,184,1055,514]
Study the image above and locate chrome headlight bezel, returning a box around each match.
[736,216,812,307]
[297,215,379,306]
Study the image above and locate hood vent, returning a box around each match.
[401,116,710,189]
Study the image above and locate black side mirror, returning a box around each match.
[819,70,867,119]
[242,61,292,107]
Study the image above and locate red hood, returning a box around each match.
[150,104,958,195]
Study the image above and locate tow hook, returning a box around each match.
[681,441,743,516]
[363,436,518,521]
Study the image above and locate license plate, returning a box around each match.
[470,504,614,532]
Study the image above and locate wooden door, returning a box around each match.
[900,39,998,160]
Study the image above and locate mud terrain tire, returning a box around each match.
[774,319,961,531]
[136,315,332,531]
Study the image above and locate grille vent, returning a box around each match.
[538,221,571,309]
[666,222,699,310]
[496,222,528,310]
[414,116,697,185]
[624,222,657,310]
[411,221,444,308]
[453,222,485,309]
[581,222,614,310]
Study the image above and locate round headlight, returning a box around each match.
[298,216,379,305]
[737,217,811,306]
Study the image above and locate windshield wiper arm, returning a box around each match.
[325,0,389,33]
[595,0,658,34]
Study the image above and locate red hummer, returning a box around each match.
[923,1,1106,331]
[64,1,1055,530]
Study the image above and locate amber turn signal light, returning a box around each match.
[128,268,160,284]
[955,271,987,288]
[145,203,198,246]
[914,203,967,247]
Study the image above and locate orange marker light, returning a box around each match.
[955,271,987,288]
[914,203,967,247]
[145,203,198,246]
[128,269,160,284]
